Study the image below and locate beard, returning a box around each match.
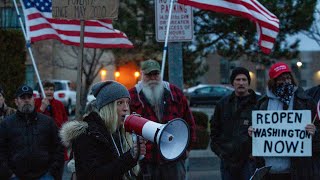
[142,80,164,106]
[19,104,34,113]
[142,80,164,121]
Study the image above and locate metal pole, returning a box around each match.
[75,20,85,120]
[13,0,46,98]
[168,42,183,90]
[160,0,175,80]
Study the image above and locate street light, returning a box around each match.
[100,69,107,81]
[134,71,140,78]
[297,61,303,68]
[134,71,140,83]
[114,71,120,81]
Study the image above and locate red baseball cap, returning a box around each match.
[269,62,291,79]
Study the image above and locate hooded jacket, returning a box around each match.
[34,98,68,128]
[257,87,320,180]
[60,112,138,180]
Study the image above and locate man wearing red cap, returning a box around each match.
[249,62,320,180]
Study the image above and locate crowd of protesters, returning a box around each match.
[0,60,320,180]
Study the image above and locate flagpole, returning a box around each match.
[75,20,85,120]
[161,0,175,80]
[13,0,46,98]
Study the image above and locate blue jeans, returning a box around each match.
[10,172,54,180]
[220,160,256,180]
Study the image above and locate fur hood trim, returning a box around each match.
[59,120,88,147]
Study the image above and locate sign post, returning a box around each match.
[52,0,119,120]
[155,0,193,89]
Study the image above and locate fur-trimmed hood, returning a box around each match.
[59,120,88,148]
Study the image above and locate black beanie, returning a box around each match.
[230,67,251,85]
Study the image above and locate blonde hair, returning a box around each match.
[99,100,140,177]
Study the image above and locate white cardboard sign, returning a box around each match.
[252,110,312,157]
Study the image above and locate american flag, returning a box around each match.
[177,0,279,54]
[19,0,133,48]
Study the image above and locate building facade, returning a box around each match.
[199,51,320,93]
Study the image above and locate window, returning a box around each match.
[54,82,66,91]
[0,7,22,29]
[196,87,212,94]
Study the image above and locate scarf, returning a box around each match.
[274,82,294,109]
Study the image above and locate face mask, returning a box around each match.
[274,82,294,107]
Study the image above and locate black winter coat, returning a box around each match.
[210,89,259,168]
[60,112,138,180]
[0,110,64,180]
[257,87,320,180]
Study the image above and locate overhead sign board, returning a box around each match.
[52,0,119,20]
[155,0,193,42]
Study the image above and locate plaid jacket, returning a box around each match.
[129,81,196,163]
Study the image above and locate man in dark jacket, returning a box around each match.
[0,84,64,180]
[210,67,259,180]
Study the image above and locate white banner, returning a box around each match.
[252,110,312,157]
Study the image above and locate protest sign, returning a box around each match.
[252,110,312,156]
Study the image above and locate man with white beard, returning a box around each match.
[129,59,196,180]
[0,85,64,180]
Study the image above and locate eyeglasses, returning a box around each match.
[145,72,160,77]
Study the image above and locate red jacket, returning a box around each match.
[35,98,68,128]
[35,98,69,161]
[129,81,196,163]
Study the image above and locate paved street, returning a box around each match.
[188,147,221,180]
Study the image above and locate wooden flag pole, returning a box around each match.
[75,19,85,120]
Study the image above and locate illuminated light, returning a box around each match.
[316,71,320,78]
[249,71,255,79]
[115,71,120,78]
[100,69,107,81]
[134,71,140,78]
[100,69,107,76]
[297,61,303,68]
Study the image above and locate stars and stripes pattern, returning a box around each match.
[177,0,279,54]
[20,0,133,48]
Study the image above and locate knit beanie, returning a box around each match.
[91,81,130,110]
[230,67,251,85]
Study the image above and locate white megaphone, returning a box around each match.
[124,114,190,161]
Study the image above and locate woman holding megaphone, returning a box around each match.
[60,81,146,180]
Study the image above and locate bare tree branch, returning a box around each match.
[303,8,320,47]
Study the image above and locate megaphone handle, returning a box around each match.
[132,133,144,160]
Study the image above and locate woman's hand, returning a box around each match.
[305,123,316,136]
[248,126,254,137]
[131,136,147,159]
